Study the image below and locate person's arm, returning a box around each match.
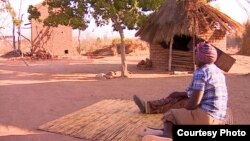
[185,90,204,110]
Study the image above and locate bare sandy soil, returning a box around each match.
[0,54,250,141]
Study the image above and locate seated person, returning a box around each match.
[134,42,228,139]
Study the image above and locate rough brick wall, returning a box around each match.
[150,44,169,70]
[31,4,73,57]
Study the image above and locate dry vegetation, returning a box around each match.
[73,38,149,57]
[0,39,31,57]
[0,37,149,60]
[240,21,250,56]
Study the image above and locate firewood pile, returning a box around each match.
[32,50,52,60]
[1,50,22,58]
[137,58,152,70]
[30,27,53,60]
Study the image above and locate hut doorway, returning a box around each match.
[171,35,194,71]
[160,35,194,71]
[172,35,192,51]
[160,35,192,51]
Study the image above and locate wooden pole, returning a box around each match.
[192,36,196,71]
[193,15,197,71]
[17,0,23,51]
[168,38,174,71]
[12,24,16,51]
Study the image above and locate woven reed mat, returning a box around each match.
[39,99,163,141]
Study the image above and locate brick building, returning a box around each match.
[31,3,73,57]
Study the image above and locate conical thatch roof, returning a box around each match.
[136,0,244,44]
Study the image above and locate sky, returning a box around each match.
[210,0,249,23]
[0,0,249,39]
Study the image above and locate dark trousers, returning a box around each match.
[147,96,188,114]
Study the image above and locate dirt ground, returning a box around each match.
[0,54,250,141]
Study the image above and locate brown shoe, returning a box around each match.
[133,95,146,113]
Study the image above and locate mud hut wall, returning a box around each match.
[150,33,227,71]
[31,4,73,57]
[150,44,169,70]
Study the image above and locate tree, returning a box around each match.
[1,0,22,52]
[88,0,160,77]
[17,0,23,53]
[28,0,164,77]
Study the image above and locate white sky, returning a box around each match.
[210,0,249,24]
[0,0,249,39]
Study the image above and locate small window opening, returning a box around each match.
[64,50,69,54]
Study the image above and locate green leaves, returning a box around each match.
[27,0,165,30]
[28,0,88,29]
[70,16,87,29]
[28,5,41,20]
[26,0,166,77]
[139,0,164,11]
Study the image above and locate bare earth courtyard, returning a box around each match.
[0,55,250,141]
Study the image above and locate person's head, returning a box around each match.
[195,42,217,67]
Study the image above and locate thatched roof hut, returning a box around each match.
[136,0,244,72]
[136,0,244,44]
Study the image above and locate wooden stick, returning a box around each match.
[168,38,173,71]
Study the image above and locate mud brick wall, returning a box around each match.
[31,4,73,57]
[149,33,227,71]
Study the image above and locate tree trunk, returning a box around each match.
[17,25,21,51]
[117,25,128,77]
[77,29,81,54]
[12,24,16,51]
[17,0,23,52]
[112,15,129,77]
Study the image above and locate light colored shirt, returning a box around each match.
[186,64,228,120]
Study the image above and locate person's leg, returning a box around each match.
[133,93,188,114]
[133,94,175,114]
[136,126,164,137]
[142,135,173,141]
[148,97,188,113]
[136,115,174,137]
[163,122,173,138]
[165,108,223,125]
[133,95,170,114]
[147,97,173,113]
